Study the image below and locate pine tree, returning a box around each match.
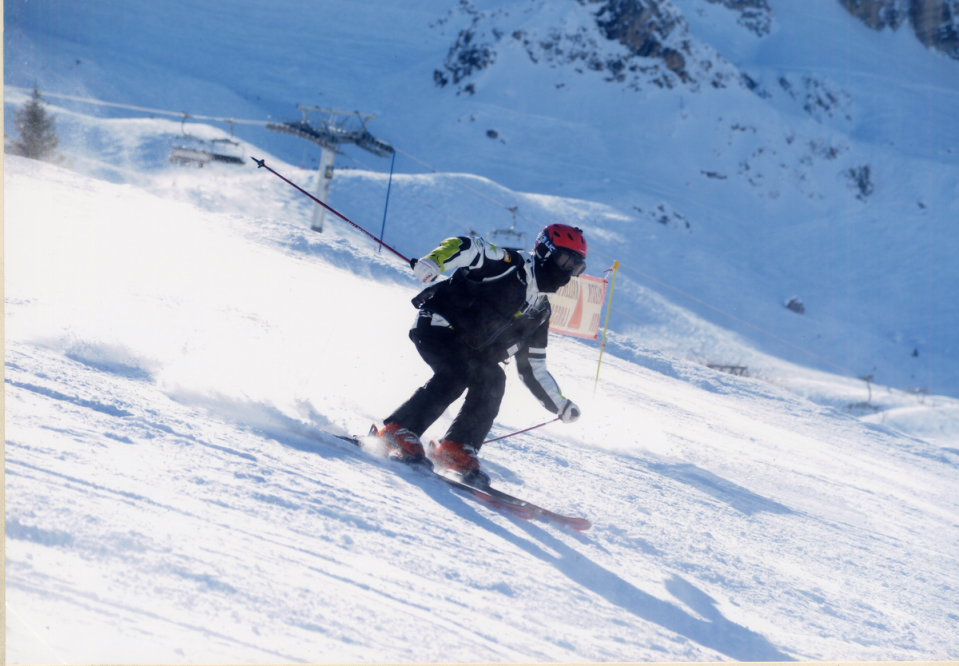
[12,86,61,161]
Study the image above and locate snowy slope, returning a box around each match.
[6,153,959,662]
[5,0,959,661]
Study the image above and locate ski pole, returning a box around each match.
[483,418,560,445]
[251,156,411,265]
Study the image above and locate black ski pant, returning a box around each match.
[385,316,506,449]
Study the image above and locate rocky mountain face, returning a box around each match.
[701,0,773,36]
[429,0,952,209]
[432,0,956,98]
[431,0,743,94]
[590,0,692,79]
[838,0,911,29]
[837,0,959,58]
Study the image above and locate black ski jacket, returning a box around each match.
[411,236,568,414]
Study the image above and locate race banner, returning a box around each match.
[547,274,607,340]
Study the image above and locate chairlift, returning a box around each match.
[169,115,245,167]
[207,138,245,165]
[169,137,245,168]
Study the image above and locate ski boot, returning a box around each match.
[430,439,491,487]
[377,423,431,468]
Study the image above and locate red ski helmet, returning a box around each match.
[535,224,587,258]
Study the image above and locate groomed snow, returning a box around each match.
[5,0,959,661]
[6,153,959,662]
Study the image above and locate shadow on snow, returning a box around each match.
[183,394,794,661]
[648,462,794,516]
[510,519,794,661]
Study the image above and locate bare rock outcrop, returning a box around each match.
[702,0,773,36]
[838,0,958,59]
[432,0,741,93]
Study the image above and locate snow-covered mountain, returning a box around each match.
[4,0,959,661]
[6,0,958,396]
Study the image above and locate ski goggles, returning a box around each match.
[553,247,587,277]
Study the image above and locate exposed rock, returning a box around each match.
[703,0,773,36]
[432,0,741,92]
[777,74,854,123]
[434,22,497,88]
[633,202,691,232]
[590,0,692,79]
[845,164,875,200]
[911,0,959,57]
[838,0,959,59]
[837,0,909,29]
[784,297,806,315]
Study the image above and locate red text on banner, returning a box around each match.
[547,274,607,340]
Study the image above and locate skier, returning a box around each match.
[376,223,587,485]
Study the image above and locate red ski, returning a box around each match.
[333,432,591,531]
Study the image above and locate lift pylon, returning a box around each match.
[266,105,393,231]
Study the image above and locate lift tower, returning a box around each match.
[266,105,393,231]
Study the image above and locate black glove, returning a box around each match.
[559,399,581,423]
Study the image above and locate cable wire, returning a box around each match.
[340,152,479,237]
[5,85,267,126]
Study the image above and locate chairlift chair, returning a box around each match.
[169,137,245,167]
[169,114,246,168]
[208,138,245,165]
[169,135,212,167]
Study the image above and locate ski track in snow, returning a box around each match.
[8,339,956,662]
[5,157,959,661]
